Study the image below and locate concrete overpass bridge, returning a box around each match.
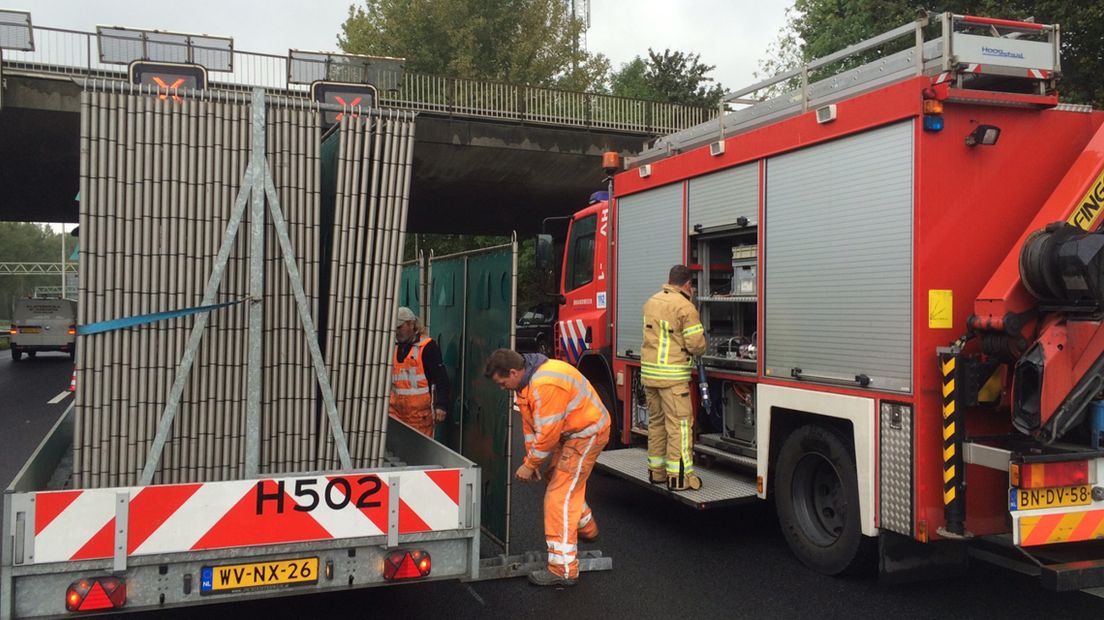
[0,23,711,235]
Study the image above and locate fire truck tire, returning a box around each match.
[774,424,870,575]
[594,380,622,450]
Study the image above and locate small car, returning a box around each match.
[10,298,76,362]
[515,303,556,357]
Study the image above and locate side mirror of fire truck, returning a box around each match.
[536,234,554,273]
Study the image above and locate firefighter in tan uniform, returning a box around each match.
[485,348,609,588]
[389,307,451,437]
[642,265,707,491]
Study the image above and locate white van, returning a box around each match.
[9,298,76,361]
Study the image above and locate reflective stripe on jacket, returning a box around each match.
[517,359,609,471]
[391,336,432,403]
[641,284,707,387]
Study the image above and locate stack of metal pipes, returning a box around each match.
[319,111,416,470]
[74,88,324,487]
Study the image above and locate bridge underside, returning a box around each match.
[0,76,646,235]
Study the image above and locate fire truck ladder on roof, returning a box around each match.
[632,12,1061,166]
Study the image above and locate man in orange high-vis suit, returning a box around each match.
[485,348,610,588]
[389,307,451,437]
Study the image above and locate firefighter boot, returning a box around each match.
[667,473,703,491]
[649,469,666,484]
[668,470,703,491]
[528,569,577,588]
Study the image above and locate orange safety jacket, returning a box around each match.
[517,359,609,471]
[390,336,433,419]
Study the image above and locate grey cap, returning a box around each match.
[396,306,417,327]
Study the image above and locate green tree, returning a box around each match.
[604,49,724,105]
[610,50,724,106]
[644,49,725,107]
[609,57,657,100]
[759,1,1104,107]
[338,0,609,91]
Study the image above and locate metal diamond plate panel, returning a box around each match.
[880,405,913,536]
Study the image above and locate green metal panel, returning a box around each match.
[399,263,420,309]
[427,257,466,452]
[462,248,514,545]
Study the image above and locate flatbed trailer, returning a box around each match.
[2,405,480,619]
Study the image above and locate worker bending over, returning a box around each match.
[485,349,609,587]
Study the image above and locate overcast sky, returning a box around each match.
[10,0,792,92]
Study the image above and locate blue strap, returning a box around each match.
[77,299,247,336]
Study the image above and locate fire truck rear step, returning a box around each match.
[969,535,1104,592]
[596,447,759,509]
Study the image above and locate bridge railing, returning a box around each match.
[2,26,711,134]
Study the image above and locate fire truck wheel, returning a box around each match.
[594,380,622,450]
[536,335,553,358]
[774,424,869,575]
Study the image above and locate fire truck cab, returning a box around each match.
[545,12,1104,587]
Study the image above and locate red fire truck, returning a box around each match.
[541,12,1104,586]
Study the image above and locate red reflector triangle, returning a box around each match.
[79,581,113,610]
[392,554,422,579]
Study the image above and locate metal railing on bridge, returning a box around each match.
[1,25,711,134]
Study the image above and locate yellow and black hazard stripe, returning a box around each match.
[940,351,966,535]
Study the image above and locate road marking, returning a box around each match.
[48,391,71,405]
[464,583,485,605]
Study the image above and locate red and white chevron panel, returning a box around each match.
[27,469,462,564]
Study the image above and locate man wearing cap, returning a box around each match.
[389,307,451,437]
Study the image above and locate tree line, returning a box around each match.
[340,0,1102,109]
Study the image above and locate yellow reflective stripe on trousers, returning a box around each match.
[658,319,670,364]
[648,455,665,468]
[682,323,703,337]
[681,419,693,474]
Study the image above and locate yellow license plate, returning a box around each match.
[200,557,318,595]
[1010,485,1092,511]
[18,327,40,334]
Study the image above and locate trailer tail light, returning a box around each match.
[383,549,431,581]
[65,577,126,612]
[8,325,15,336]
[1010,461,1089,489]
[68,324,77,336]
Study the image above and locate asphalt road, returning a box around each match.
[3,352,1104,618]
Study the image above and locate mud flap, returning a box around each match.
[878,531,967,584]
